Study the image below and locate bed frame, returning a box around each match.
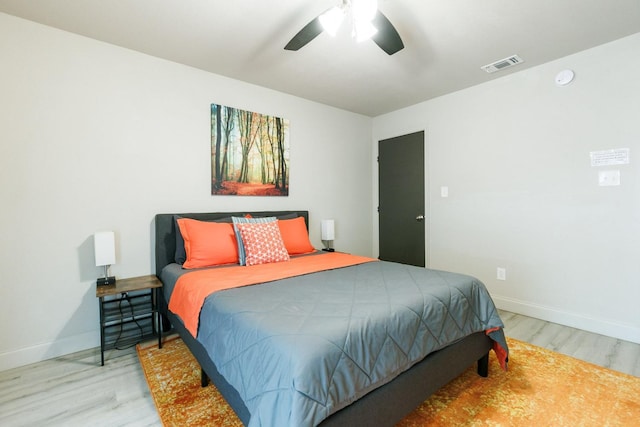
[154,211,492,426]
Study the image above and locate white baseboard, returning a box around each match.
[494,295,640,345]
[0,331,98,372]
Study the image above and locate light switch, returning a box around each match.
[441,186,449,198]
[598,170,620,186]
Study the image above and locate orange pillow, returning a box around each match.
[235,222,290,266]
[176,218,238,269]
[277,216,316,255]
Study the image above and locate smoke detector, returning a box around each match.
[481,55,524,73]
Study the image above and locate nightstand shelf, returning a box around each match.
[96,275,163,366]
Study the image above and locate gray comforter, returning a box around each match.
[194,259,506,427]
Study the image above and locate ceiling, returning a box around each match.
[1,0,640,117]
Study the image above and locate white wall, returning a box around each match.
[373,33,640,344]
[0,13,373,370]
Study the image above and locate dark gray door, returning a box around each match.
[378,131,425,266]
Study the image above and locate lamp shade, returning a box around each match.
[94,231,116,267]
[352,0,378,23]
[321,220,335,241]
[319,6,345,36]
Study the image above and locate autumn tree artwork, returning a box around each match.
[211,104,289,196]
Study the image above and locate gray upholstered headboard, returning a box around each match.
[154,210,309,276]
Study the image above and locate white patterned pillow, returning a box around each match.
[235,222,290,266]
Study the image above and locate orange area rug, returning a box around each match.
[137,336,640,426]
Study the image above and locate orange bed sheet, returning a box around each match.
[168,252,377,337]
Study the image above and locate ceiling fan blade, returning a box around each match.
[284,17,324,51]
[371,11,404,55]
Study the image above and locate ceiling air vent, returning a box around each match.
[481,55,524,74]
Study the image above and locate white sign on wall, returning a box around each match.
[590,148,630,167]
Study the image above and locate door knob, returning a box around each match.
[416,215,425,221]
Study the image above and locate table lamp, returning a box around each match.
[94,231,116,286]
[321,219,335,252]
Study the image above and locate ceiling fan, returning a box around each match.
[284,0,404,55]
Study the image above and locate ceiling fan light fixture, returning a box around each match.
[352,0,378,42]
[319,6,345,37]
[352,0,378,22]
[285,0,403,55]
[354,19,378,42]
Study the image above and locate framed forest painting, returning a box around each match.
[211,103,289,196]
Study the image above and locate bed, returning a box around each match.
[154,210,508,427]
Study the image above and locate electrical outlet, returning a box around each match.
[497,267,506,281]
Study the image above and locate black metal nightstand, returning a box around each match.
[96,274,163,366]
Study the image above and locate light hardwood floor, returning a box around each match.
[1,310,639,427]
